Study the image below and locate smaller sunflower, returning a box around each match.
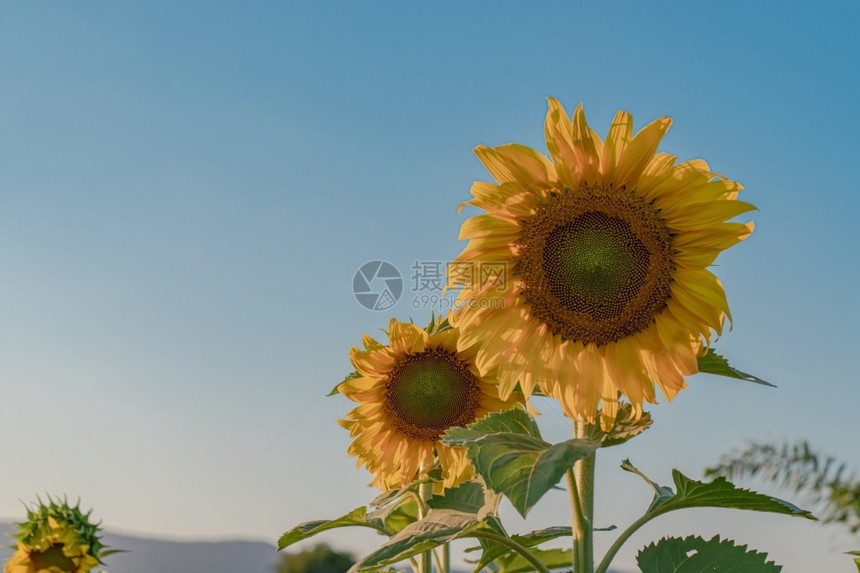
[5,497,112,573]
[339,315,521,490]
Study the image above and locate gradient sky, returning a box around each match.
[1,2,858,571]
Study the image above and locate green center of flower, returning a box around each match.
[543,211,651,320]
[517,186,675,345]
[30,543,76,571]
[385,350,481,440]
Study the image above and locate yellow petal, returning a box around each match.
[616,116,672,187]
[387,319,427,355]
[602,109,634,180]
[474,143,554,191]
[571,103,604,183]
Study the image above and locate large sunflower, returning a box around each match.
[449,98,755,428]
[339,316,520,490]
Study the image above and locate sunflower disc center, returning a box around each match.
[385,350,481,440]
[30,544,76,571]
[544,211,651,320]
[517,186,675,345]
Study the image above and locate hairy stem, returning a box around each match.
[418,482,433,573]
[574,421,595,573]
[567,468,586,571]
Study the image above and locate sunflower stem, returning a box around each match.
[574,420,595,573]
[442,542,450,573]
[567,468,586,571]
[418,482,434,573]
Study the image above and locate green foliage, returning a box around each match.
[275,543,354,573]
[278,507,386,550]
[376,500,419,535]
[847,550,860,572]
[466,526,573,572]
[444,408,541,440]
[427,480,501,514]
[696,349,774,386]
[488,547,572,573]
[706,440,860,534]
[350,509,488,572]
[622,460,816,519]
[349,478,504,572]
[443,409,598,517]
[636,535,781,572]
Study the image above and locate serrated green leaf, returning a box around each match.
[444,409,541,445]
[278,507,386,550]
[490,547,572,573]
[349,510,486,572]
[637,535,781,572]
[697,349,774,387]
[585,403,653,447]
[328,371,361,396]
[445,431,597,518]
[622,460,816,520]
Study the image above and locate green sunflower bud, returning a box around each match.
[4,497,114,573]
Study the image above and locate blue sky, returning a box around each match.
[1,2,858,571]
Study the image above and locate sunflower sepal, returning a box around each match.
[583,402,653,448]
[327,370,360,396]
[5,496,114,573]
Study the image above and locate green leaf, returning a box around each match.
[697,349,774,387]
[350,509,487,572]
[637,535,781,572]
[467,526,573,571]
[446,431,597,518]
[427,480,501,516]
[584,403,653,447]
[366,480,422,534]
[378,500,418,534]
[846,550,860,572]
[443,408,541,444]
[353,480,506,571]
[278,507,385,550]
[490,547,572,573]
[328,371,361,396]
[622,460,816,520]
